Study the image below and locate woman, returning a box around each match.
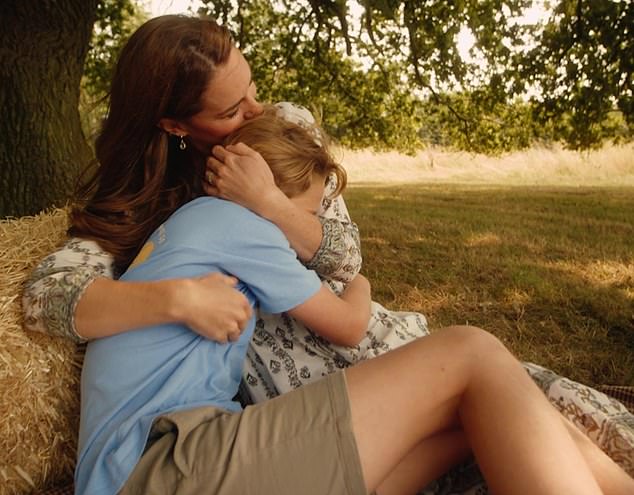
[77,109,632,495]
[22,14,633,492]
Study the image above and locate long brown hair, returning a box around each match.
[223,106,347,198]
[70,15,232,272]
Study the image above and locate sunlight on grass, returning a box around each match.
[546,260,634,292]
[465,232,502,247]
[345,185,634,387]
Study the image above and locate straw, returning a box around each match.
[0,208,81,495]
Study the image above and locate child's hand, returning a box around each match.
[174,273,252,343]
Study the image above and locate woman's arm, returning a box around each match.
[22,238,115,342]
[286,273,372,347]
[74,274,251,341]
[23,238,251,342]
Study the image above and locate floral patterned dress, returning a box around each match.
[22,104,634,493]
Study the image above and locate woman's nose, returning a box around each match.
[243,97,264,120]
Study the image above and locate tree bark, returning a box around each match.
[0,0,97,218]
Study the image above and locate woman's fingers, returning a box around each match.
[212,143,259,160]
[204,157,228,196]
[205,156,222,175]
[206,154,242,180]
[225,142,258,157]
[228,326,242,342]
[207,152,236,172]
[211,144,230,161]
[186,273,252,343]
[219,274,239,286]
[204,143,278,213]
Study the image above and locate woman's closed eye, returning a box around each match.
[224,83,257,119]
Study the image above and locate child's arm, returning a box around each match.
[286,273,371,347]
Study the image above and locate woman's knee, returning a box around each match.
[440,325,513,365]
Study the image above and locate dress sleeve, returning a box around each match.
[22,238,115,342]
[275,101,363,283]
[305,175,362,283]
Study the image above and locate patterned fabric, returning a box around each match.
[305,177,362,283]
[525,363,634,478]
[22,238,114,342]
[274,101,324,145]
[600,385,634,413]
[422,459,487,495]
[305,216,358,279]
[243,301,429,403]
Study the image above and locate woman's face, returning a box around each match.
[180,47,263,153]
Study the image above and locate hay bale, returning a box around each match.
[0,208,81,495]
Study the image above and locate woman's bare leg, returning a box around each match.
[375,429,470,495]
[376,417,634,495]
[562,416,634,494]
[374,402,634,495]
[345,325,604,495]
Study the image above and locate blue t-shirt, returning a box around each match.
[75,197,322,495]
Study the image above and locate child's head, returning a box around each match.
[223,106,347,209]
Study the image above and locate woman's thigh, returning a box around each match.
[345,325,506,491]
[120,372,368,495]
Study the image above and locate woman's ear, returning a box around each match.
[158,117,187,136]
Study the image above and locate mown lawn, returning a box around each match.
[344,184,634,387]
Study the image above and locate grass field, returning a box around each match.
[341,144,634,387]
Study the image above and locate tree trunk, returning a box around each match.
[0,0,97,218]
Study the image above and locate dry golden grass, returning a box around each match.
[340,142,634,187]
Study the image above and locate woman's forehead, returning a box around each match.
[200,48,252,115]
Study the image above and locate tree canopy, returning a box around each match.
[2,0,632,217]
[80,0,634,153]
[195,0,633,152]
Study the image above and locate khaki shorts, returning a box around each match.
[119,371,368,494]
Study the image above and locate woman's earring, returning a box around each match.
[179,135,187,150]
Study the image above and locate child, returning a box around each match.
[223,105,430,404]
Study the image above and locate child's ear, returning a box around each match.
[158,118,187,136]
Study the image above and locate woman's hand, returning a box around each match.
[204,142,286,218]
[171,273,252,343]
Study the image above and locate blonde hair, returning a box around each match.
[224,106,346,198]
